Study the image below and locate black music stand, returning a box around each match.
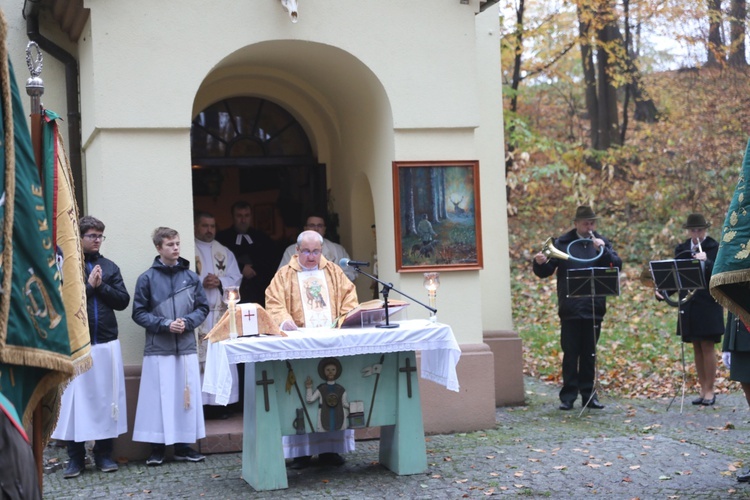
[566,267,620,416]
[649,258,707,413]
[649,258,706,295]
[567,267,621,298]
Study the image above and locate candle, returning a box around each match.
[423,272,440,323]
[222,286,241,339]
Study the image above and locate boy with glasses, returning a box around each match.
[52,216,130,478]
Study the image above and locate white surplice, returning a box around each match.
[132,353,206,445]
[52,340,128,441]
[195,239,242,405]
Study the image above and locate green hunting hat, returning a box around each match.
[710,138,750,325]
[682,213,710,229]
[573,206,599,221]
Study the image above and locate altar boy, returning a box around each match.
[131,227,209,465]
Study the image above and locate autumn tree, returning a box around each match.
[728,0,747,66]
[706,0,725,66]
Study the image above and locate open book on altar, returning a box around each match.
[336,299,410,328]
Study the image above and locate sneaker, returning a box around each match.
[146,449,165,466]
[173,448,205,462]
[95,455,119,472]
[63,460,84,478]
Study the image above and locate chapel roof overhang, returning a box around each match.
[24,0,498,44]
[23,0,90,43]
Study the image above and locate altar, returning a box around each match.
[203,319,461,491]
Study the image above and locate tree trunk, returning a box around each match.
[706,0,725,67]
[430,168,440,222]
[619,0,658,125]
[577,3,600,149]
[595,3,621,149]
[729,0,747,66]
[402,169,416,235]
[506,0,525,207]
[438,168,447,220]
[509,0,525,115]
[621,0,632,143]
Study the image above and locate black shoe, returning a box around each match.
[94,455,119,472]
[691,396,704,405]
[146,448,165,466]
[288,456,312,469]
[558,401,574,411]
[319,452,346,466]
[700,395,716,406]
[174,448,205,462]
[738,468,750,482]
[584,398,605,410]
[63,460,84,478]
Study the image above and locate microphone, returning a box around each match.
[340,258,370,268]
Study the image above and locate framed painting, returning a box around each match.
[392,160,483,272]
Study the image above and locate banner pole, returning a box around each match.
[25,40,45,492]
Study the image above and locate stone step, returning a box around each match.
[199,412,243,454]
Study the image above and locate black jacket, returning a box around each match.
[723,312,750,353]
[673,237,724,338]
[132,256,209,356]
[215,226,279,305]
[533,229,622,320]
[84,252,130,345]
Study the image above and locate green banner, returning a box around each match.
[0,59,72,424]
[710,139,750,325]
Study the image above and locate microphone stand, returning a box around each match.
[351,266,437,329]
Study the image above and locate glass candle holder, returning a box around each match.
[422,272,440,322]
[222,286,241,339]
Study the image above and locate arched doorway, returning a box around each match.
[191,96,329,251]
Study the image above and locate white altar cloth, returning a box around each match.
[203,319,461,405]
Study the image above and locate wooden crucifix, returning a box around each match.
[399,357,417,398]
[256,369,275,412]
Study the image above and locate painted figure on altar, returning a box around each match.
[306,357,349,432]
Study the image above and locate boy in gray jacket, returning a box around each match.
[131,227,209,465]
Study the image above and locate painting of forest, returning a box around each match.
[393,161,483,272]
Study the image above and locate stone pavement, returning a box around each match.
[42,377,750,498]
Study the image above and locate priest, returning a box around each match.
[194,211,242,419]
[265,230,358,468]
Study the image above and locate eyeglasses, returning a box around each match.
[299,249,322,256]
[306,223,325,229]
[83,234,106,241]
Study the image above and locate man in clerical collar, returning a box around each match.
[215,201,278,306]
[265,230,359,468]
[194,211,242,419]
